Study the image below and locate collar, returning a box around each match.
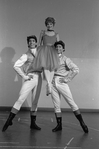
[29,48,36,57]
[59,54,64,60]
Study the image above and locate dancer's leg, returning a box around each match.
[44,69,51,95]
[50,70,54,83]
[2,75,36,132]
[30,74,42,130]
[44,69,50,84]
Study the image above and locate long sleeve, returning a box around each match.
[14,54,28,79]
[65,58,79,82]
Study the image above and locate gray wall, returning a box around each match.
[0,0,99,109]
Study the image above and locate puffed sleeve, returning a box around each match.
[14,54,28,79]
[65,57,79,82]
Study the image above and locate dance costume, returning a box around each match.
[28,31,59,73]
[51,55,79,113]
[51,55,88,133]
[2,48,42,132]
[12,49,42,112]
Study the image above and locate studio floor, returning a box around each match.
[0,110,99,149]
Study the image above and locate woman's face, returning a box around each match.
[46,22,54,30]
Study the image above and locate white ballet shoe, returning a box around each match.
[46,83,51,96]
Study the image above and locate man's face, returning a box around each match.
[56,44,64,56]
[28,38,37,49]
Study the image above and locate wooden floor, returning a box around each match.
[0,111,99,149]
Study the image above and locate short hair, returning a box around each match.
[54,40,65,51]
[45,17,56,26]
[27,35,37,44]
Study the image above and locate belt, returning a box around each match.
[54,74,63,77]
[46,44,53,46]
[28,71,42,75]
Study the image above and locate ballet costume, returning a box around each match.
[28,31,59,95]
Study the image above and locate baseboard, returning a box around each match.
[0,106,99,113]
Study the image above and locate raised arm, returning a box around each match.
[56,33,60,42]
[38,30,44,46]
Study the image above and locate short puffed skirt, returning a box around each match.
[31,45,59,71]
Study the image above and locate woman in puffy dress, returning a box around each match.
[28,17,59,95]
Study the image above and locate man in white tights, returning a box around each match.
[51,40,88,133]
[2,35,42,132]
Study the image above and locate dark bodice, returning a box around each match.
[42,33,57,46]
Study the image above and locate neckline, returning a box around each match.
[45,32,56,37]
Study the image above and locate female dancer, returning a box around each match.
[28,17,59,95]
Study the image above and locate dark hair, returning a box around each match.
[54,40,65,51]
[27,35,37,44]
[45,17,56,26]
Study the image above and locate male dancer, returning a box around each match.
[2,35,42,132]
[51,40,88,133]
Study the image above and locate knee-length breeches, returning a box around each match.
[13,73,42,111]
[51,76,79,113]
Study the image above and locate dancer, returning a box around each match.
[28,17,59,96]
[51,40,89,133]
[2,35,42,132]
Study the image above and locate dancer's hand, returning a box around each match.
[59,78,66,83]
[23,75,30,81]
[23,75,33,81]
[59,77,70,83]
[28,74,33,80]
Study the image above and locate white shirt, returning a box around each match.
[14,48,36,79]
[55,55,79,82]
